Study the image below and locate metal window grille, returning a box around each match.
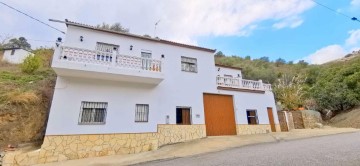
[135,104,149,122]
[246,110,259,125]
[181,56,197,73]
[79,101,108,125]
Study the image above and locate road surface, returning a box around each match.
[135,132,360,166]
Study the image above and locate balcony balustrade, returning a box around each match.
[216,76,272,91]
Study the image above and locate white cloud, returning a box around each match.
[273,16,304,29]
[304,45,346,64]
[346,29,360,46]
[0,0,314,48]
[303,29,360,64]
[351,0,360,7]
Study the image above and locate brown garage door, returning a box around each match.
[203,94,237,136]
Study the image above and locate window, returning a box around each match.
[79,101,107,125]
[135,104,149,122]
[10,49,15,55]
[181,56,197,73]
[96,42,118,53]
[246,110,258,125]
[176,107,191,125]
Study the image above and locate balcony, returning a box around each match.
[216,76,272,92]
[51,46,164,84]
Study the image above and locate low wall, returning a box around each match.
[236,124,280,135]
[301,110,322,129]
[2,125,206,166]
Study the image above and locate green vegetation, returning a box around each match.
[1,37,31,50]
[215,52,360,114]
[0,48,56,147]
[21,55,42,74]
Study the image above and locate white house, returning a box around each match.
[1,48,33,64]
[3,20,280,165]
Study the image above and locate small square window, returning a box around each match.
[246,110,258,125]
[135,104,149,122]
[181,56,197,73]
[79,101,107,125]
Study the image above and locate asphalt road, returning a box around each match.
[135,132,360,166]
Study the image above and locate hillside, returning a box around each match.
[0,49,56,149]
[329,107,360,128]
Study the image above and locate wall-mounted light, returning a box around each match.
[80,36,84,42]
[55,37,62,47]
[161,54,165,58]
[130,45,133,50]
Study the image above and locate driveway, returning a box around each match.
[136,132,360,166]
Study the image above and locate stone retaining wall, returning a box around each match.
[2,125,206,166]
[236,124,280,135]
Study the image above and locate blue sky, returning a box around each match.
[199,0,360,62]
[1,0,360,64]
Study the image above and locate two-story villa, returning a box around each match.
[3,20,280,165]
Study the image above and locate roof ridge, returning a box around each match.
[64,19,216,53]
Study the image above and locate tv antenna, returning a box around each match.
[154,20,161,37]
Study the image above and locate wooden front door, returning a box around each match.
[203,94,237,136]
[267,107,276,132]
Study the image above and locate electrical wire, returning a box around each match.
[0,1,66,34]
[310,0,360,23]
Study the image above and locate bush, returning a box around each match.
[21,55,42,74]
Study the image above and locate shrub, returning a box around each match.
[21,55,42,74]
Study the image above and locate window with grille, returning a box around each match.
[79,101,108,125]
[135,104,149,122]
[246,110,258,125]
[181,56,197,73]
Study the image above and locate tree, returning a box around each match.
[297,60,309,67]
[275,58,286,67]
[288,61,294,65]
[215,51,225,58]
[273,75,305,111]
[96,22,129,33]
[3,37,31,50]
[245,55,251,60]
[259,56,270,62]
[0,34,12,50]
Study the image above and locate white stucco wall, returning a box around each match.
[215,66,242,78]
[2,49,32,64]
[46,25,278,135]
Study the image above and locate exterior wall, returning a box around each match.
[47,25,216,135]
[236,124,281,135]
[2,49,32,64]
[2,125,206,166]
[215,66,242,78]
[216,90,279,125]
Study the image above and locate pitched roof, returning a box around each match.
[62,19,216,53]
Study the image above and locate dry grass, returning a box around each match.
[2,90,40,105]
[0,51,56,148]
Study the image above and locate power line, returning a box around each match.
[310,0,360,23]
[0,1,66,34]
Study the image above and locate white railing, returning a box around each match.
[58,46,161,72]
[216,76,272,91]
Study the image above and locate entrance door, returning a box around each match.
[176,107,191,125]
[203,94,237,136]
[267,107,276,132]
